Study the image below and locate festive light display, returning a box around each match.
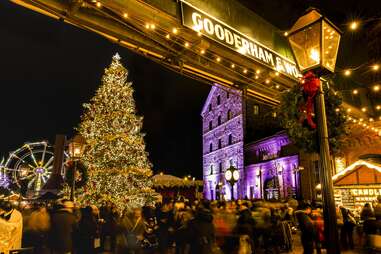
[77,53,155,210]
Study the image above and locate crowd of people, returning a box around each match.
[0,197,381,254]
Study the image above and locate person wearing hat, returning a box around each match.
[295,202,315,254]
[49,200,78,254]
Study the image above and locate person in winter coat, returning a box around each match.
[49,200,77,254]
[0,200,23,251]
[295,203,315,254]
[340,206,355,250]
[76,206,97,254]
[23,205,50,253]
[186,202,215,254]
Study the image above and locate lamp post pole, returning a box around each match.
[316,81,340,254]
[70,160,77,201]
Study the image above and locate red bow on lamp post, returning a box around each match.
[300,71,320,129]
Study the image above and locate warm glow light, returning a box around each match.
[123,13,128,18]
[243,69,248,74]
[231,64,235,68]
[216,57,221,62]
[145,24,150,29]
[172,28,178,34]
[335,108,340,112]
[197,32,202,36]
[374,85,380,92]
[150,24,155,30]
[165,34,170,39]
[347,108,352,112]
[284,31,288,36]
[344,69,351,76]
[370,118,374,122]
[309,48,320,63]
[96,2,101,7]
[275,84,280,89]
[275,72,279,76]
[184,42,189,47]
[353,119,357,123]
[360,118,364,122]
[200,49,205,54]
[353,89,358,95]
[349,21,359,31]
[255,75,259,79]
[376,105,381,110]
[362,107,367,112]
[265,79,270,84]
[256,70,261,74]
[373,64,380,71]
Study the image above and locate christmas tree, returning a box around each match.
[78,53,155,209]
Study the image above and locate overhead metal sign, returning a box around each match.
[180,1,300,79]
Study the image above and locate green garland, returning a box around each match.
[278,81,347,154]
[65,161,89,189]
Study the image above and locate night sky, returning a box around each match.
[1,0,380,179]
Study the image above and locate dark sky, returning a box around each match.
[1,0,380,179]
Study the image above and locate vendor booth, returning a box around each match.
[331,160,381,209]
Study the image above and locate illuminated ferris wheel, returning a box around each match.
[1,141,57,194]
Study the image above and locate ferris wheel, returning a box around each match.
[1,141,58,194]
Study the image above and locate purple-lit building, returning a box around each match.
[202,84,300,200]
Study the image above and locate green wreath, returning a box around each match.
[65,160,89,188]
[278,80,347,154]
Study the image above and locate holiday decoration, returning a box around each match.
[77,53,155,210]
[278,77,347,154]
[64,161,88,189]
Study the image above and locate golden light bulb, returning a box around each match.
[231,64,235,68]
[377,105,381,110]
[216,57,221,62]
[96,2,101,7]
[150,24,156,29]
[373,85,380,92]
[256,70,261,74]
[165,34,170,39]
[265,79,270,84]
[353,89,358,95]
[309,48,320,62]
[349,21,359,31]
[275,84,280,89]
[123,13,128,18]
[255,75,259,79]
[335,108,340,112]
[373,64,380,71]
[284,31,288,36]
[359,118,363,122]
[347,108,352,112]
[243,69,248,74]
[361,107,367,112]
[370,118,374,122]
[275,72,279,76]
[344,69,351,76]
[145,24,150,29]
[200,49,205,54]
[172,28,178,34]
[184,42,189,47]
[197,32,202,36]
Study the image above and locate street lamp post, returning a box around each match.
[224,166,239,201]
[287,8,342,254]
[68,135,86,201]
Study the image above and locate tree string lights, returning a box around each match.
[77,53,155,210]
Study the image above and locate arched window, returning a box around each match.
[217,95,221,105]
[227,92,230,99]
[227,109,233,120]
[218,115,222,125]
[219,162,223,173]
[209,143,213,152]
[228,134,233,145]
[210,165,213,175]
[209,121,213,130]
[208,104,212,112]
[218,139,222,149]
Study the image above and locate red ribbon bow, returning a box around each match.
[300,71,320,129]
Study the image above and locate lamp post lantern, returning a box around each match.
[68,135,86,201]
[224,165,239,201]
[287,8,342,254]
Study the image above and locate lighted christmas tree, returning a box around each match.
[77,53,155,209]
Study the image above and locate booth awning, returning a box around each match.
[333,160,381,186]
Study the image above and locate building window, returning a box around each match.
[227,92,230,99]
[253,105,259,115]
[229,159,233,166]
[228,134,233,145]
[208,104,212,112]
[227,109,232,120]
[209,121,212,130]
[209,143,213,153]
[217,95,221,105]
[218,139,222,149]
[210,165,213,175]
[218,115,222,125]
[219,162,223,173]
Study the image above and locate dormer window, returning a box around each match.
[218,115,222,125]
[218,139,222,149]
[228,134,233,145]
[217,95,221,105]
[209,143,213,152]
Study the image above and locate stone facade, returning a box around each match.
[202,84,300,200]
